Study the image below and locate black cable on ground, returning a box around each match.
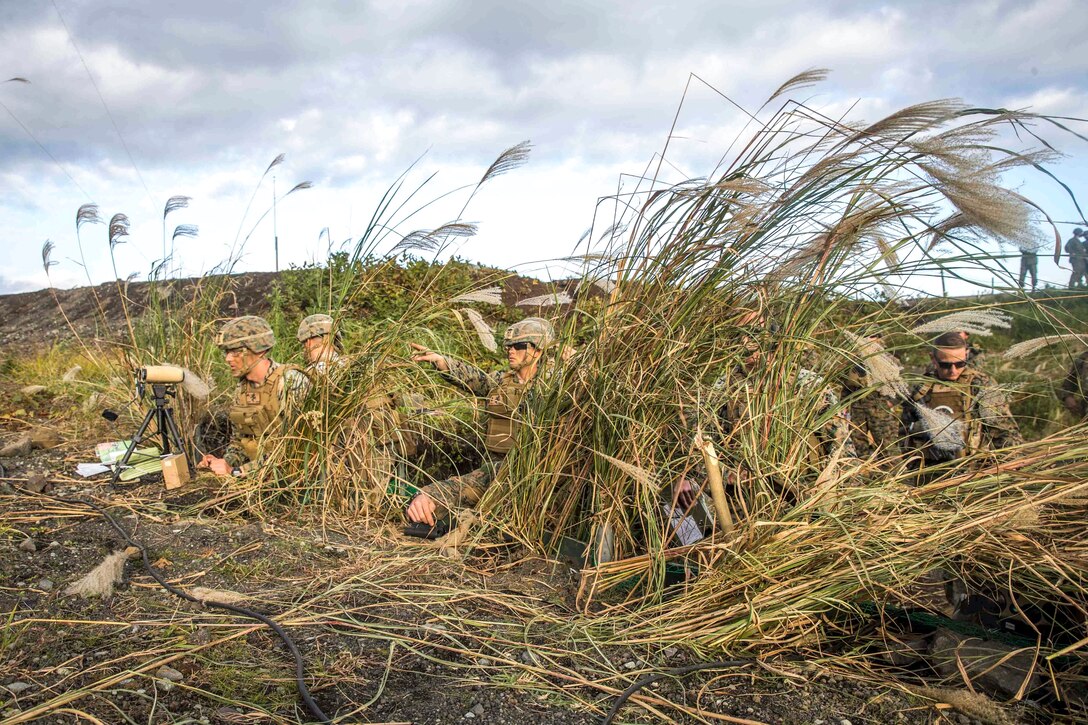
[40,488,332,725]
[601,659,754,725]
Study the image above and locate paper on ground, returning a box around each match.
[96,441,161,465]
[118,457,165,482]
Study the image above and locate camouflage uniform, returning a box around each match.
[841,369,901,459]
[1066,229,1087,289]
[422,359,533,515]
[223,361,306,472]
[297,314,345,377]
[796,368,856,460]
[901,367,1023,464]
[296,313,415,468]
[418,318,553,517]
[1059,350,1088,418]
[717,367,856,462]
[217,316,306,474]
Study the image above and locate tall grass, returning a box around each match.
[227,146,546,514]
[21,73,1088,718]
[469,77,1088,669]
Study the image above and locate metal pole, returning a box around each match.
[272,174,279,272]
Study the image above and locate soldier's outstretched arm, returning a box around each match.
[410,342,501,395]
[284,367,312,400]
[223,441,248,469]
[410,343,451,372]
[441,357,502,397]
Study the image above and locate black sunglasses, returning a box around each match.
[936,360,967,370]
[505,341,534,351]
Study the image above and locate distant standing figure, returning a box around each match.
[1018,247,1038,291]
[1066,228,1086,289]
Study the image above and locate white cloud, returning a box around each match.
[0,0,1086,298]
[1005,86,1088,117]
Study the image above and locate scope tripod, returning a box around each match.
[111,382,191,485]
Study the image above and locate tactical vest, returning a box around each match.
[484,372,531,455]
[912,368,982,456]
[228,362,297,461]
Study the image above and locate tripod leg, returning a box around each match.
[163,408,192,470]
[111,408,158,485]
[156,408,172,455]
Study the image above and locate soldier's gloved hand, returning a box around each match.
[406,491,438,526]
[210,458,233,476]
[198,455,232,476]
[409,343,449,372]
[676,477,701,509]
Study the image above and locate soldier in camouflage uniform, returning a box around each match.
[838,331,903,459]
[1018,246,1039,291]
[405,317,554,525]
[731,320,854,460]
[297,313,343,374]
[296,312,417,469]
[197,316,306,477]
[791,369,856,462]
[1059,349,1088,418]
[841,366,902,459]
[901,331,1023,466]
[676,321,855,509]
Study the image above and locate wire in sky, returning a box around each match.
[0,90,93,200]
[50,0,156,205]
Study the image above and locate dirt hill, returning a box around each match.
[0,274,279,349]
[0,269,586,351]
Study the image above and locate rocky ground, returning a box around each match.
[0,380,1060,725]
[0,273,1076,724]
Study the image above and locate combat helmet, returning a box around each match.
[1075,228,1084,237]
[503,317,554,349]
[216,315,275,353]
[297,313,334,343]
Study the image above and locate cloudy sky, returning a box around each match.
[1,0,1086,295]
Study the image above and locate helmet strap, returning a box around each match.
[510,348,542,379]
[237,352,270,382]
